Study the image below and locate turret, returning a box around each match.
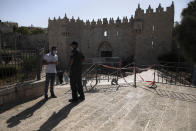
[91,19,96,26]
[76,17,82,23]
[64,13,69,22]
[86,20,90,26]
[70,16,75,23]
[116,17,121,24]
[109,18,114,24]
[135,4,144,17]
[97,19,102,25]
[156,4,163,13]
[166,1,174,14]
[123,17,128,23]
[146,5,153,14]
[64,13,67,18]
[103,18,108,25]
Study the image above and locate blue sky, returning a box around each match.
[0,0,192,27]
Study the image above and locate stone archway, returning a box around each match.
[98,41,113,57]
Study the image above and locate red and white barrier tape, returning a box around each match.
[100,63,157,88]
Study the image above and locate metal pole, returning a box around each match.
[153,65,155,82]
[134,62,136,88]
[36,48,42,80]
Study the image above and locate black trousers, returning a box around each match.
[57,72,63,84]
[70,73,85,100]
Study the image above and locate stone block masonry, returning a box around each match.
[0,80,45,107]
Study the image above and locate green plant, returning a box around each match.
[16,27,30,35]
[31,28,44,34]
[174,0,196,63]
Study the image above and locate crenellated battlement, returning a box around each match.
[135,2,174,17]
[49,2,174,27]
[48,15,133,26]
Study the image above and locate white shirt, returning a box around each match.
[43,53,58,73]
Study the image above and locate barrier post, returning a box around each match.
[134,62,137,88]
[153,65,155,82]
[95,65,98,85]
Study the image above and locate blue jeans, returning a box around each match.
[45,73,56,97]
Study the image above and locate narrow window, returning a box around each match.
[104,30,108,37]
[152,25,155,31]
[87,40,90,48]
[117,31,119,37]
[152,41,154,48]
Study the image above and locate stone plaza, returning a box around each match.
[0,82,196,131]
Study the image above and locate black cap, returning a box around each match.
[71,41,78,46]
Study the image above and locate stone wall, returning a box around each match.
[0,80,45,107]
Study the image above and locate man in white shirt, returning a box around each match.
[43,46,58,99]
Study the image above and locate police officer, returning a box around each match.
[68,41,85,102]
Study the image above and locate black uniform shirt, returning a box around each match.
[70,49,84,74]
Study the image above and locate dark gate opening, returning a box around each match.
[101,51,112,57]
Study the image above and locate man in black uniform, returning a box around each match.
[68,41,85,102]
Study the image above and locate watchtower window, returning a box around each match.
[104,30,108,37]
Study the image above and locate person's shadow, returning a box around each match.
[38,102,80,131]
[7,98,48,128]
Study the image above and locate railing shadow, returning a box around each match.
[142,85,196,103]
[84,84,130,93]
[155,88,196,103]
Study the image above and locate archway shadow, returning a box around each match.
[6,98,48,128]
[38,102,80,131]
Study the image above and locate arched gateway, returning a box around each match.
[98,41,113,57]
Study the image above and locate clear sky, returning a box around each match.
[0,0,192,28]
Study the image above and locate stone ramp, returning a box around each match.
[0,84,196,131]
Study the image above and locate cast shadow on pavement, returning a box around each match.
[6,98,48,128]
[38,102,80,131]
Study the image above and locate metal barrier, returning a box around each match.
[82,57,122,88]
[82,57,136,90]
[83,60,194,90]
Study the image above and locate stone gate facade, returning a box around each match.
[48,2,174,68]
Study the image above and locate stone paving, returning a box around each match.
[0,83,196,131]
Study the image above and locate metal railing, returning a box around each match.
[155,64,193,86]
[0,48,44,87]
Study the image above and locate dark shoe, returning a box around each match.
[45,95,48,100]
[79,96,85,101]
[69,99,78,103]
[51,95,57,98]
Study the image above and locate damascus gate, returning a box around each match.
[48,2,174,68]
